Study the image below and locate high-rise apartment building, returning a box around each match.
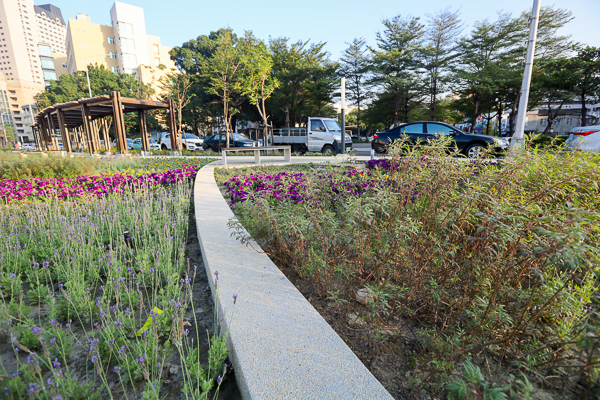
[0,0,67,142]
[65,2,175,97]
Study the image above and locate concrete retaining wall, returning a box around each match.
[194,162,393,399]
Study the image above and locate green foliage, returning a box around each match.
[447,362,534,400]
[224,140,600,394]
[35,64,154,108]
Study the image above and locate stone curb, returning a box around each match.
[194,162,394,399]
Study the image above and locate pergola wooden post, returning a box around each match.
[168,99,178,151]
[40,116,52,150]
[138,110,150,152]
[100,118,111,151]
[111,91,128,154]
[57,110,72,153]
[81,103,98,154]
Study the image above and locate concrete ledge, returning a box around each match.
[194,162,393,399]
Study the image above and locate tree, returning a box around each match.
[35,64,154,108]
[369,15,426,127]
[303,60,338,117]
[340,38,370,135]
[160,70,194,149]
[563,46,600,127]
[453,13,523,133]
[202,29,250,147]
[268,37,329,128]
[419,8,463,120]
[532,58,575,133]
[239,37,280,145]
[170,30,228,136]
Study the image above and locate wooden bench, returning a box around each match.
[221,146,291,166]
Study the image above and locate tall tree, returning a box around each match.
[369,15,425,127]
[419,8,463,120]
[202,29,250,147]
[269,38,328,128]
[340,38,370,134]
[239,37,280,145]
[160,70,194,149]
[453,13,523,133]
[563,46,600,127]
[303,60,339,117]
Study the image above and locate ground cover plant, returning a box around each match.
[0,158,214,204]
[217,139,600,399]
[0,157,238,399]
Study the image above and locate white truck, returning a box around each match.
[272,117,352,154]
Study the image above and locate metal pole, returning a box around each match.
[340,77,346,155]
[86,68,93,98]
[511,0,541,149]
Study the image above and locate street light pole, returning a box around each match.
[340,77,346,155]
[511,0,541,149]
[82,54,110,98]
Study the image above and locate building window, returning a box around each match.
[109,52,117,59]
[108,37,115,44]
[117,22,134,36]
[112,66,119,73]
[39,45,52,56]
[41,59,54,69]
[120,38,135,52]
[43,71,57,80]
[153,44,159,54]
[154,58,160,66]
[62,63,67,68]
[121,53,137,66]
[123,68,134,75]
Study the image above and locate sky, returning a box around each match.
[49,0,600,58]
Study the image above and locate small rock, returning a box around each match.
[347,312,366,326]
[356,288,373,305]
[169,365,179,375]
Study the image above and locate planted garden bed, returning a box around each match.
[216,144,600,399]
[0,157,241,399]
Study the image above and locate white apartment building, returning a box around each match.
[0,0,67,142]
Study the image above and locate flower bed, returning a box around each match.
[1,159,215,203]
[218,146,600,399]
[0,159,239,399]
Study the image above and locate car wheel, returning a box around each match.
[321,145,335,155]
[161,145,168,151]
[465,143,485,158]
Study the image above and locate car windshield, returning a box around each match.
[231,133,249,141]
[183,134,198,139]
[323,120,341,131]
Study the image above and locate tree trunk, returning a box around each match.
[581,91,587,127]
[285,105,290,129]
[430,75,437,121]
[393,91,399,127]
[470,100,480,133]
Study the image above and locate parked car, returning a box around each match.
[131,138,161,151]
[111,138,134,149]
[160,133,204,151]
[202,133,257,152]
[371,121,509,157]
[565,125,600,152]
[22,143,36,151]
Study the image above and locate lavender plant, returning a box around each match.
[0,163,231,399]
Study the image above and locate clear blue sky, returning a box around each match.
[49,0,600,58]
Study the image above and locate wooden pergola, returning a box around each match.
[32,91,180,154]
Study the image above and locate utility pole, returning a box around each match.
[511,0,541,149]
[340,77,346,155]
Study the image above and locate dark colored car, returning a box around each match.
[371,122,510,158]
[202,133,256,152]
